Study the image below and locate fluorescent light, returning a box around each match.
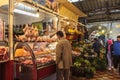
[102,30,105,33]
[15,3,35,11]
[14,9,39,17]
[68,0,83,3]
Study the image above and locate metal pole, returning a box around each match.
[9,0,14,60]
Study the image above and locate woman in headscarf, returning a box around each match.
[106,39,114,71]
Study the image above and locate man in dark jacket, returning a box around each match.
[92,38,101,57]
[113,35,120,73]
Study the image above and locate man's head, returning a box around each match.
[117,35,120,41]
[56,31,64,39]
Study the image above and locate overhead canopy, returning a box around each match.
[56,0,87,17]
[0,0,8,7]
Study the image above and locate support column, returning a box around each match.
[9,0,14,60]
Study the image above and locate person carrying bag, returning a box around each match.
[56,31,72,80]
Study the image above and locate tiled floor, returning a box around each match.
[43,71,120,80]
[71,71,120,80]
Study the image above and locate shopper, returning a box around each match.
[106,39,113,71]
[113,35,120,74]
[56,31,72,80]
[92,38,101,57]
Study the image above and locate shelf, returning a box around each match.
[0,59,9,63]
[66,33,76,35]
[37,62,55,70]
[14,41,56,43]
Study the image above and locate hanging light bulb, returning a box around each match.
[67,22,70,25]
[101,30,105,33]
[98,26,102,29]
[110,30,112,34]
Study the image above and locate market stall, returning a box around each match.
[0,0,59,80]
[0,0,86,80]
[11,0,59,80]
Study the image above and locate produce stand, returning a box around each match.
[71,40,107,79]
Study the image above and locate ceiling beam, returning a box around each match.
[80,1,87,12]
[89,0,95,10]
[82,1,87,12]
[100,0,104,9]
[85,10,120,18]
[86,0,91,11]
[84,5,120,13]
[86,18,120,23]
[0,9,8,14]
[95,0,100,8]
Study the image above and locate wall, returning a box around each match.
[86,21,120,40]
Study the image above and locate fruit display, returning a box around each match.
[71,56,96,78]
[68,29,76,34]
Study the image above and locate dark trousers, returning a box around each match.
[56,68,70,80]
[113,55,120,72]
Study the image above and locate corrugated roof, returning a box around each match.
[72,0,120,23]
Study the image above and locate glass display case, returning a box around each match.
[14,41,57,80]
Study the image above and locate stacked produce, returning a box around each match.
[66,28,84,40]
[71,39,107,79]
[71,56,96,78]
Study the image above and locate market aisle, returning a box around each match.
[71,71,120,80]
[42,73,56,80]
[43,71,120,80]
